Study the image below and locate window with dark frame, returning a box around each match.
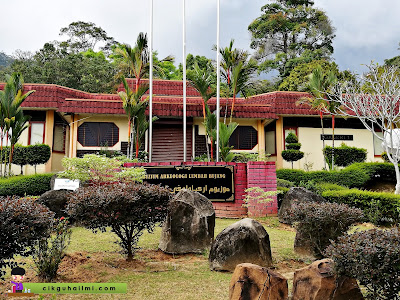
[229,126,258,150]
[78,122,119,147]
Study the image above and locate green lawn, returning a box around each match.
[0,217,305,300]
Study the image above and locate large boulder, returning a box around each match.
[292,259,364,300]
[229,263,288,300]
[278,187,325,224]
[209,218,272,272]
[37,189,72,219]
[159,189,215,254]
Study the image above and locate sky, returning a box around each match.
[1,0,400,76]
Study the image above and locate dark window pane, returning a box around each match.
[229,126,258,150]
[78,122,119,147]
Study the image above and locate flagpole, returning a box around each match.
[183,0,187,162]
[149,0,154,162]
[216,0,220,162]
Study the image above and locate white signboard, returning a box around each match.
[54,178,80,191]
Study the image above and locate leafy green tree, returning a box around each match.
[1,43,117,93]
[218,122,238,162]
[59,21,117,53]
[214,40,258,122]
[248,1,335,80]
[118,77,155,159]
[187,63,216,161]
[0,73,34,176]
[296,65,339,169]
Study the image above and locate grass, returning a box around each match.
[0,217,301,300]
[2,217,374,300]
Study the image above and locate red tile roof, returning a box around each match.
[0,80,318,118]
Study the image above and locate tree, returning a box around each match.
[248,1,335,80]
[0,73,34,176]
[1,43,117,93]
[67,182,171,260]
[281,132,304,168]
[218,122,238,162]
[187,63,217,161]
[215,40,257,122]
[328,64,400,194]
[115,33,173,158]
[0,196,53,279]
[59,21,117,53]
[118,77,157,159]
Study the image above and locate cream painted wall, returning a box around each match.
[76,115,128,151]
[282,127,383,170]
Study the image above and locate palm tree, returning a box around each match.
[115,33,173,158]
[229,59,258,123]
[0,73,34,176]
[215,40,256,123]
[218,122,238,162]
[297,66,338,169]
[187,63,216,161]
[118,77,152,159]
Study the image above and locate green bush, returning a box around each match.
[0,196,54,278]
[381,152,390,163]
[0,173,53,196]
[33,217,71,281]
[322,189,400,224]
[276,167,369,188]
[286,143,301,150]
[323,144,367,167]
[282,133,304,169]
[283,201,363,258]
[67,182,171,260]
[277,186,289,208]
[277,178,294,188]
[26,144,51,173]
[325,228,400,300]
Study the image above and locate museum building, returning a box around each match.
[0,79,384,175]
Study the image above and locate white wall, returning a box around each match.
[282,127,383,170]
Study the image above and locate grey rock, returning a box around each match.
[37,189,72,219]
[278,187,326,224]
[209,218,273,272]
[159,189,215,254]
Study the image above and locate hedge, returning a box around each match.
[277,162,396,189]
[0,173,53,196]
[322,189,400,224]
[323,144,367,167]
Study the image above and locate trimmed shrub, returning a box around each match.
[11,146,29,175]
[33,217,71,281]
[67,182,171,260]
[323,144,367,167]
[0,196,54,278]
[276,167,369,188]
[282,133,304,169]
[0,173,53,196]
[322,189,400,224]
[286,142,301,150]
[283,201,363,258]
[381,152,390,163]
[298,180,347,195]
[325,228,400,300]
[26,144,51,173]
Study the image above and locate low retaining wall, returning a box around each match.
[124,161,277,218]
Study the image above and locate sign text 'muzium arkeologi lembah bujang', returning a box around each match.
[143,165,234,201]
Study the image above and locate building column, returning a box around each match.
[68,114,78,158]
[276,116,284,169]
[44,111,54,173]
[257,120,265,159]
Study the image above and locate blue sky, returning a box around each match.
[1,0,400,75]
